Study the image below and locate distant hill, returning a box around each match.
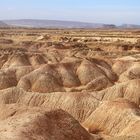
[0,21,8,27]
[119,24,140,28]
[1,19,140,29]
[3,19,116,28]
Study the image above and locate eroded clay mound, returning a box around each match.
[0,70,17,90]
[83,99,140,137]
[17,59,116,93]
[107,136,140,140]
[0,87,100,123]
[0,105,92,140]
[112,56,140,82]
[0,47,117,92]
[0,29,140,140]
[96,79,140,106]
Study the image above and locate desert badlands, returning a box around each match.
[0,28,140,140]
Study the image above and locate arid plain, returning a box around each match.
[0,28,140,140]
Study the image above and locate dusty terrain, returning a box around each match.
[0,28,140,140]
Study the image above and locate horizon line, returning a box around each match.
[1,18,140,26]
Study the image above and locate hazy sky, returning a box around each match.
[0,0,140,24]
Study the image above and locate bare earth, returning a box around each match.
[0,28,140,140]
